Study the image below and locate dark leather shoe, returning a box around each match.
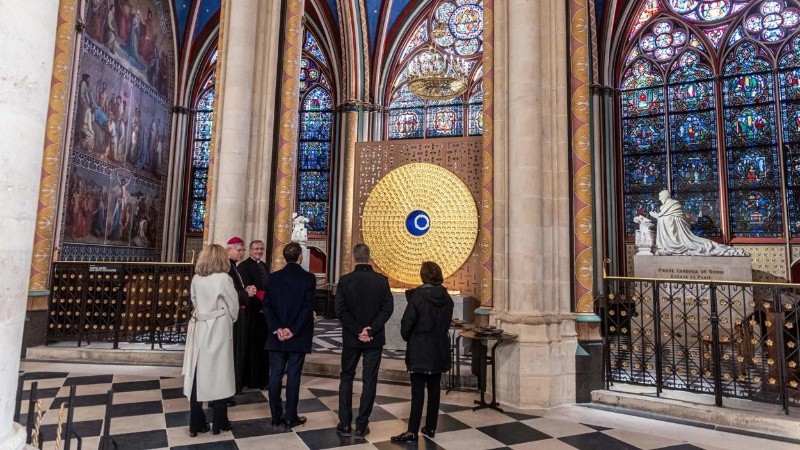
[189,424,210,437]
[336,423,351,436]
[212,421,232,435]
[354,426,370,439]
[271,417,285,427]
[421,427,435,438]
[285,416,307,429]
[226,398,237,407]
[391,431,417,442]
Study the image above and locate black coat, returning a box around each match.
[335,264,393,348]
[228,259,250,308]
[263,263,316,353]
[401,284,454,374]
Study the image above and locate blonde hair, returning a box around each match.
[195,244,231,276]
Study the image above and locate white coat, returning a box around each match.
[182,272,239,401]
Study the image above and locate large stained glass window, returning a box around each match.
[188,73,214,233]
[620,0,800,240]
[297,31,334,234]
[387,0,483,139]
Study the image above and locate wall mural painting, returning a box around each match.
[61,0,172,261]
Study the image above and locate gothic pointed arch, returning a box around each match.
[615,0,800,245]
[383,0,484,139]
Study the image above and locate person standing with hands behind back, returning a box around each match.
[392,261,454,442]
[335,243,394,439]
[263,242,316,430]
[182,244,239,437]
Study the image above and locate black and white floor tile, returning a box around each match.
[16,363,799,450]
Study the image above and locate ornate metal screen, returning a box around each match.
[603,271,800,412]
[47,262,194,348]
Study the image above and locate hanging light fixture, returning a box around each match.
[406,46,468,101]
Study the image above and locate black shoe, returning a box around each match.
[391,431,417,442]
[212,421,232,435]
[421,427,435,438]
[271,417,285,427]
[336,423,352,436]
[189,424,210,437]
[354,426,370,439]
[226,398,237,407]
[285,416,307,429]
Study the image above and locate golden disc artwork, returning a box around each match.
[361,163,478,284]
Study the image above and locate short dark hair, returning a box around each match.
[420,261,444,285]
[283,242,302,263]
[353,243,370,263]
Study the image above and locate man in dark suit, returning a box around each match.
[237,239,270,389]
[263,242,316,430]
[335,243,393,439]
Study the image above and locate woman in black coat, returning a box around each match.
[391,261,454,442]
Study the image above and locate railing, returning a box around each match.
[46,261,194,349]
[602,260,800,413]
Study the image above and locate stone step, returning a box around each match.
[592,386,800,441]
[24,345,478,388]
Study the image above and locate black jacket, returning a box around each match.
[263,263,316,353]
[401,284,454,374]
[335,264,393,348]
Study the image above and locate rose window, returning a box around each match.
[640,21,688,61]
[745,1,800,42]
[668,0,750,21]
[431,0,484,56]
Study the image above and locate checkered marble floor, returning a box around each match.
[16,361,800,450]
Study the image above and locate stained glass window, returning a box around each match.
[620,0,800,242]
[297,30,334,234]
[388,1,483,139]
[188,75,214,233]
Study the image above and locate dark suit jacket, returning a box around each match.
[263,263,316,353]
[335,264,393,348]
[238,257,267,291]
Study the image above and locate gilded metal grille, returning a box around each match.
[603,274,800,412]
[47,262,193,348]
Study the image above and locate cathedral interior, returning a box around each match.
[3,0,800,448]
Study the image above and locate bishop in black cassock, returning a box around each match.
[237,240,271,389]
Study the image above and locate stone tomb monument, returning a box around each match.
[630,191,754,390]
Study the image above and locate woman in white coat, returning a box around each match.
[182,244,239,436]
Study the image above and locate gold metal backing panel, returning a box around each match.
[362,163,478,285]
[353,137,483,294]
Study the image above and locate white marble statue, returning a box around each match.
[633,215,654,255]
[649,190,748,256]
[291,212,309,244]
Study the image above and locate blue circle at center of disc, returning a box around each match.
[406,210,430,237]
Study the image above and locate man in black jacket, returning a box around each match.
[264,242,316,430]
[335,243,393,438]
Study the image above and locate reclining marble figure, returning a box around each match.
[648,190,748,257]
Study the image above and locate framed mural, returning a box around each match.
[61,0,173,261]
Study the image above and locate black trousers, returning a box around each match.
[268,351,306,423]
[189,372,228,433]
[407,372,442,433]
[338,346,382,430]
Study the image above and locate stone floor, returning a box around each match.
[16,360,800,450]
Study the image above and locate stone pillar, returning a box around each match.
[269,0,305,270]
[339,108,359,276]
[206,0,259,244]
[0,1,59,447]
[491,0,577,408]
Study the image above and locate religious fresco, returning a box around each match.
[61,0,172,261]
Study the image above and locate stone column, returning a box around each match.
[269,0,305,270]
[206,0,259,244]
[0,1,59,447]
[491,0,577,408]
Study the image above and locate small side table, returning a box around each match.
[459,330,518,412]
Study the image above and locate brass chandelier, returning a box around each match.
[406,46,468,101]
